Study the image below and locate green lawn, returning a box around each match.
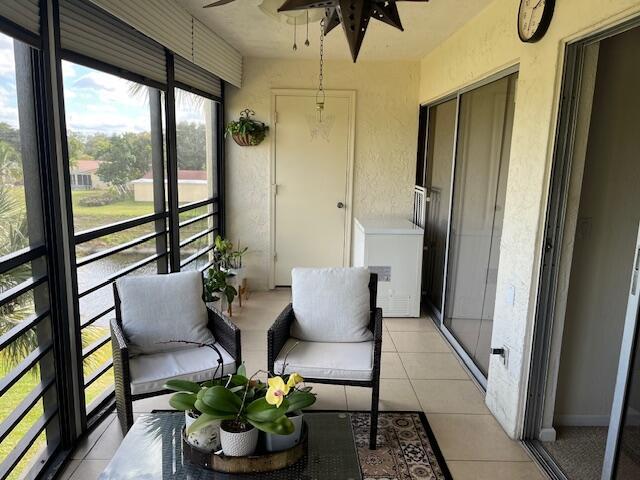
[0,325,112,479]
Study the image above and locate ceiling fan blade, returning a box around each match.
[203,0,236,8]
[278,1,339,13]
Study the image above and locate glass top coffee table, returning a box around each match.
[99,412,362,479]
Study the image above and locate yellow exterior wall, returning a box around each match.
[419,0,640,438]
[133,182,210,203]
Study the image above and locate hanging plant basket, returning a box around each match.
[232,132,262,147]
[226,109,268,147]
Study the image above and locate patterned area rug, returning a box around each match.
[352,411,451,480]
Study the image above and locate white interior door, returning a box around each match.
[273,92,354,286]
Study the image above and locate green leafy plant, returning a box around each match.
[225,109,268,146]
[214,235,248,270]
[164,365,315,436]
[203,267,237,306]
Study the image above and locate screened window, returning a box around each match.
[0,31,61,480]
[62,61,168,411]
[175,89,219,272]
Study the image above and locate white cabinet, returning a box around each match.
[353,217,424,317]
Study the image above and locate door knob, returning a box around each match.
[337,202,345,209]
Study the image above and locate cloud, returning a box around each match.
[0,34,15,76]
[63,62,152,134]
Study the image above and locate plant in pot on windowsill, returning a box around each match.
[225,108,268,147]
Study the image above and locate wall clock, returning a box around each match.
[518,0,555,43]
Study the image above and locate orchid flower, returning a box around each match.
[265,376,290,407]
[287,372,304,389]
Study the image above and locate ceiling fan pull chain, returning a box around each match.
[293,16,298,51]
[305,10,310,47]
[316,17,325,123]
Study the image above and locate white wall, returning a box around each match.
[419,0,640,437]
[225,57,420,290]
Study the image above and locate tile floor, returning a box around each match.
[59,289,547,480]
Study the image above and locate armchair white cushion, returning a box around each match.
[116,271,214,355]
[274,338,373,382]
[129,343,236,395]
[290,267,373,343]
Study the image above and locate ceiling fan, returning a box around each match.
[203,0,430,62]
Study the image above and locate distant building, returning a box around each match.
[132,169,210,202]
[69,158,107,190]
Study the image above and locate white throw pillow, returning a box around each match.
[290,267,373,343]
[116,271,214,355]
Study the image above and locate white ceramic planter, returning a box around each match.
[184,411,221,452]
[264,413,304,452]
[220,422,259,457]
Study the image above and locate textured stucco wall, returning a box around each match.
[419,0,640,438]
[225,57,420,290]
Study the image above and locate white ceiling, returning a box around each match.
[176,0,492,62]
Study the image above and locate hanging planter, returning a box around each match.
[225,109,269,147]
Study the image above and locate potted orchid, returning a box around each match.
[165,365,315,457]
[263,372,316,452]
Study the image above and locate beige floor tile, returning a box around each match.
[85,416,126,460]
[385,316,437,332]
[241,329,268,352]
[390,331,450,353]
[412,379,489,414]
[71,414,115,459]
[132,393,173,413]
[58,460,81,480]
[381,352,407,379]
[428,413,531,462]
[346,379,421,411]
[68,459,110,480]
[382,331,396,352]
[304,383,347,410]
[447,461,546,479]
[400,352,469,380]
[241,349,268,376]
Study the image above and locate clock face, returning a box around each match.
[518,0,555,42]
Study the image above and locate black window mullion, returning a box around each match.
[217,88,225,237]
[149,87,168,274]
[165,50,180,272]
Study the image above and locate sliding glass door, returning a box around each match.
[417,71,517,381]
[443,73,517,377]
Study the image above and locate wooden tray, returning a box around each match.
[182,423,308,474]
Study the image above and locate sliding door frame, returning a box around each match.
[522,14,640,480]
[419,65,519,389]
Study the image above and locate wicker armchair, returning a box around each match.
[268,271,382,449]
[110,274,241,432]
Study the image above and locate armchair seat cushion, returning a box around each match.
[274,338,373,382]
[129,343,236,395]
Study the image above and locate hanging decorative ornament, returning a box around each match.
[305,10,310,47]
[278,0,430,62]
[316,17,326,122]
[293,16,298,50]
